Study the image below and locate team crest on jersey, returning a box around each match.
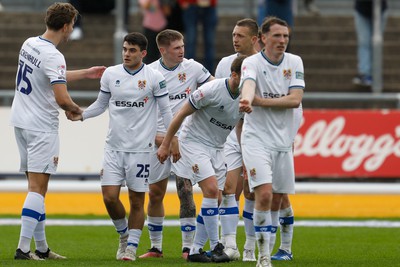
[192,164,199,174]
[283,69,292,80]
[143,96,149,103]
[53,157,59,166]
[178,72,187,83]
[249,168,256,178]
[138,80,146,90]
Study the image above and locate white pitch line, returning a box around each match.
[1,219,400,228]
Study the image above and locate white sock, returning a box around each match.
[279,206,294,253]
[190,214,208,255]
[219,194,239,248]
[34,218,48,253]
[180,217,196,249]
[127,229,142,253]
[253,209,271,258]
[112,217,128,238]
[243,198,255,250]
[18,192,44,252]
[201,197,219,250]
[269,210,279,254]
[147,216,164,251]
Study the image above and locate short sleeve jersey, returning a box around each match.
[149,58,210,134]
[10,36,67,132]
[215,54,238,79]
[179,78,243,149]
[240,51,305,151]
[101,63,168,152]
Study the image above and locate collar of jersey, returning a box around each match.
[123,63,144,76]
[38,36,55,46]
[225,79,239,99]
[261,50,284,66]
[160,58,180,71]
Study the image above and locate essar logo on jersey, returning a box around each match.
[169,93,187,101]
[178,72,186,83]
[138,80,146,90]
[115,100,145,107]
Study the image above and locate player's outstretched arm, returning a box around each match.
[53,83,81,114]
[252,88,303,108]
[157,102,195,163]
[66,66,106,82]
[239,79,256,114]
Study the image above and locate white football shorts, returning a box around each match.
[242,143,295,194]
[14,127,59,174]
[179,140,227,190]
[101,149,150,192]
[224,136,242,172]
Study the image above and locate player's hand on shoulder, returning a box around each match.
[239,99,252,113]
[170,137,181,163]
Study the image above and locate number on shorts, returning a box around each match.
[136,164,150,178]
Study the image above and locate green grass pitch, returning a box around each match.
[0,224,399,266]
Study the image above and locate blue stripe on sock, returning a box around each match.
[254,225,272,233]
[148,224,163,232]
[201,207,218,216]
[271,226,278,234]
[117,227,128,235]
[196,214,204,225]
[243,210,253,220]
[219,207,239,215]
[279,216,294,225]
[127,242,138,248]
[21,208,41,221]
[181,224,196,232]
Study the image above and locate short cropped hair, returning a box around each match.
[260,16,290,34]
[124,32,148,51]
[156,29,184,48]
[236,18,259,37]
[45,2,78,31]
[231,55,247,74]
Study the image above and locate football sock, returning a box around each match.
[279,206,294,253]
[112,217,128,238]
[219,194,239,248]
[201,197,219,250]
[33,213,48,253]
[147,216,164,250]
[190,213,208,255]
[243,198,256,250]
[270,210,279,254]
[127,229,142,253]
[18,192,44,253]
[180,217,196,249]
[254,209,271,258]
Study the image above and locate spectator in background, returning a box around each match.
[69,0,129,40]
[139,0,170,64]
[179,0,218,73]
[352,0,388,87]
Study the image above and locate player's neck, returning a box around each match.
[240,49,257,57]
[227,79,239,97]
[161,58,180,69]
[41,30,61,46]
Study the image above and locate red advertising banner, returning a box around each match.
[294,110,400,178]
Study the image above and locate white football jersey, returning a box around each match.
[149,58,210,134]
[215,53,238,79]
[101,64,168,152]
[179,78,243,149]
[240,51,305,151]
[10,36,67,132]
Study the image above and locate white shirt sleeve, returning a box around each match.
[82,91,110,120]
[156,94,173,130]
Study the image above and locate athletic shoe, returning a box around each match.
[242,249,256,262]
[187,249,211,263]
[122,245,136,261]
[224,246,240,261]
[35,248,66,259]
[271,249,293,261]
[210,243,230,263]
[14,249,44,260]
[181,247,190,260]
[256,255,273,267]
[139,247,163,258]
[116,235,128,260]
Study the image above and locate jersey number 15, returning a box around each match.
[16,60,33,95]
